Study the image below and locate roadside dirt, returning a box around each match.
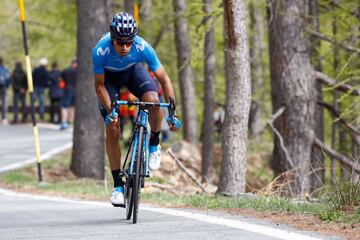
[225,208,359,240]
[140,197,359,240]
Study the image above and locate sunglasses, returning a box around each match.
[115,40,133,47]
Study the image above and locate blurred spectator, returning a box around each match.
[60,59,77,130]
[32,57,49,121]
[0,56,10,125]
[11,62,28,124]
[48,62,63,124]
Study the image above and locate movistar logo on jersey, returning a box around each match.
[135,40,148,52]
[97,47,110,56]
[92,34,162,74]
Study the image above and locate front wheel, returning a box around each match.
[132,126,144,224]
[125,183,133,220]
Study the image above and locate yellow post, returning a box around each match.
[134,1,139,26]
[18,0,43,182]
[19,0,25,21]
[25,55,33,92]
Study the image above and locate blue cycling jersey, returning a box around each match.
[92,33,162,74]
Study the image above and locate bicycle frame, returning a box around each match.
[129,108,149,177]
[111,99,174,223]
[117,100,171,179]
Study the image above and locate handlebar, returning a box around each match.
[114,100,170,108]
[108,95,180,129]
[110,96,177,117]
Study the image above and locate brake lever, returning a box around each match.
[111,94,119,109]
[168,97,176,116]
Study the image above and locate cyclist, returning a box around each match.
[92,12,181,206]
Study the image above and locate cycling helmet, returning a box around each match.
[110,12,138,42]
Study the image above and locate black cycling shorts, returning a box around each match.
[98,63,158,120]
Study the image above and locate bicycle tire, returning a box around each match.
[125,133,136,220]
[125,182,133,220]
[132,126,144,224]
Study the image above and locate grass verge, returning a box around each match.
[0,151,359,225]
[142,192,359,223]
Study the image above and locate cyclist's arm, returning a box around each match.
[140,40,175,102]
[94,73,111,113]
[153,66,175,103]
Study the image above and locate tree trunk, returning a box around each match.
[105,0,113,22]
[330,2,340,183]
[217,0,251,195]
[269,0,315,197]
[351,6,360,182]
[249,101,262,137]
[201,0,216,183]
[124,0,133,13]
[140,0,151,19]
[352,133,360,182]
[139,0,152,38]
[71,0,110,179]
[309,0,325,191]
[248,0,265,138]
[173,0,198,144]
[339,129,351,179]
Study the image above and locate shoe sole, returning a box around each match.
[112,203,125,208]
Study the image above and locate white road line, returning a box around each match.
[0,142,73,173]
[33,123,73,131]
[37,123,62,130]
[0,188,325,240]
[142,206,324,240]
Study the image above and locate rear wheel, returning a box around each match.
[132,127,144,224]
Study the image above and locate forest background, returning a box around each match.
[0,0,359,223]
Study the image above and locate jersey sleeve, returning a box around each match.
[141,41,162,72]
[92,46,105,74]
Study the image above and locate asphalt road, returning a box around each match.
[0,189,340,240]
[0,123,72,172]
[0,124,342,240]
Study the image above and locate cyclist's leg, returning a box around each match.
[105,115,121,170]
[101,71,122,172]
[101,69,132,188]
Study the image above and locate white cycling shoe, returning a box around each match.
[110,186,125,207]
[149,145,161,170]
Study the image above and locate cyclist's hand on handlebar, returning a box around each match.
[167,97,181,131]
[167,115,181,131]
[105,108,119,125]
